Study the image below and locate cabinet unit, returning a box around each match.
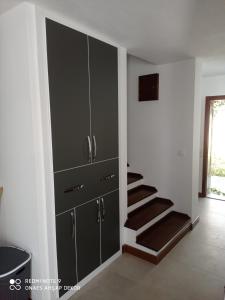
[89,37,118,162]
[56,210,77,297]
[0,5,125,300]
[54,159,119,214]
[76,199,101,282]
[76,190,120,281]
[46,19,118,173]
[46,18,120,298]
[101,190,120,263]
[46,19,90,172]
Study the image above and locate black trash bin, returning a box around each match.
[0,246,31,300]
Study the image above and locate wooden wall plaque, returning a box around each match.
[139,73,159,101]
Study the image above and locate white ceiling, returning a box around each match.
[0,0,19,14]
[2,0,225,64]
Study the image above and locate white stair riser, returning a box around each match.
[125,239,158,256]
[128,178,144,190]
[124,222,191,258]
[155,222,191,253]
[124,206,173,239]
[136,207,173,235]
[128,192,158,213]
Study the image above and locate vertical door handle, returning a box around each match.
[87,136,92,163]
[92,135,97,161]
[97,199,101,223]
[100,198,105,222]
[70,211,75,239]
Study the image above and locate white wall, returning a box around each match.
[192,59,202,220]
[202,75,225,96]
[0,4,50,300]
[128,56,197,216]
[199,74,225,193]
[0,3,127,300]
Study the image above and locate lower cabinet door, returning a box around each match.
[76,199,101,281]
[101,190,120,263]
[56,210,77,297]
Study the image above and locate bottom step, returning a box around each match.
[137,211,191,251]
[123,217,191,264]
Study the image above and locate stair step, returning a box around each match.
[128,185,157,207]
[125,197,173,230]
[136,211,191,252]
[127,172,143,185]
[127,163,130,167]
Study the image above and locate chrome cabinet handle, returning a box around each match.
[97,199,101,223]
[92,135,97,161]
[103,174,116,181]
[87,136,92,163]
[100,198,105,222]
[64,184,85,193]
[70,211,75,239]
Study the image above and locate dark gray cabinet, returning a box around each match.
[76,200,101,281]
[56,210,77,297]
[46,19,118,172]
[46,18,120,295]
[101,191,120,263]
[54,159,119,214]
[76,191,120,281]
[46,19,90,172]
[89,37,118,162]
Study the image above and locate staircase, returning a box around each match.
[123,165,191,264]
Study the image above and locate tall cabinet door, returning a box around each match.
[46,19,91,172]
[76,200,101,281]
[101,190,120,263]
[56,210,77,297]
[89,37,118,162]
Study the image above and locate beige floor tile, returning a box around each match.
[72,270,137,300]
[167,229,225,278]
[107,253,156,282]
[141,256,224,300]
[70,198,225,300]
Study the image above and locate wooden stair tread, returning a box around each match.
[136,211,191,251]
[127,172,143,185]
[125,197,173,230]
[128,185,157,207]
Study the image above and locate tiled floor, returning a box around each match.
[71,198,225,300]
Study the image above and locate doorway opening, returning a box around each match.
[202,96,225,200]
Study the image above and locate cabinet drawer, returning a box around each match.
[54,159,119,214]
[93,159,119,197]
